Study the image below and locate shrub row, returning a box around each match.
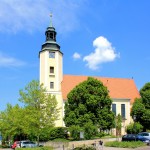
[39,127,68,141]
[104,141,146,148]
[16,146,53,150]
[73,145,96,150]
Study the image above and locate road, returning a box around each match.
[0,146,150,150]
[54,146,150,150]
[102,146,150,150]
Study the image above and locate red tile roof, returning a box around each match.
[62,75,140,104]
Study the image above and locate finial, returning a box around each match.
[49,13,53,27]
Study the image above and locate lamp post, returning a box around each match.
[133,115,136,141]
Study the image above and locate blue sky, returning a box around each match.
[0,0,150,110]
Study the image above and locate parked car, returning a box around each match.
[122,134,137,141]
[20,141,38,148]
[138,132,150,140]
[136,135,150,144]
[122,134,150,144]
[11,141,20,149]
[11,140,38,149]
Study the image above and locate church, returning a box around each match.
[39,17,140,135]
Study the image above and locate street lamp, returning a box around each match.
[133,115,136,133]
[133,115,136,141]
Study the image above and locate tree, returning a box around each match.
[131,98,145,123]
[126,122,143,134]
[115,114,122,138]
[19,80,60,143]
[0,104,25,141]
[131,82,150,131]
[140,82,150,109]
[64,77,114,139]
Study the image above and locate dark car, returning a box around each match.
[122,134,150,144]
[122,134,137,141]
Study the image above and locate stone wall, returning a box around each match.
[45,138,116,149]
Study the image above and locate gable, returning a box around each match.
[61,75,140,104]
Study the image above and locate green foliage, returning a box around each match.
[69,125,81,140]
[0,104,25,141]
[73,145,96,150]
[105,141,146,148]
[126,122,143,134]
[96,132,106,138]
[131,98,145,123]
[131,82,150,130]
[64,77,114,140]
[18,80,60,143]
[50,138,69,142]
[49,127,68,140]
[115,114,122,136]
[38,127,52,141]
[0,80,60,143]
[140,82,150,109]
[84,122,98,140]
[16,146,53,150]
[1,143,10,148]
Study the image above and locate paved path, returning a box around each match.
[0,146,149,150]
[53,146,150,150]
[101,146,149,150]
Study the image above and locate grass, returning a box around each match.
[101,135,117,139]
[104,141,146,148]
[50,138,70,142]
[16,146,53,150]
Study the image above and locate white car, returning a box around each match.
[138,132,150,140]
[20,141,38,148]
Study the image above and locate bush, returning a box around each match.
[105,141,146,148]
[73,145,96,150]
[69,125,80,140]
[126,122,143,134]
[84,122,97,140]
[50,138,69,142]
[96,131,111,138]
[69,123,98,140]
[1,144,10,148]
[16,146,53,150]
[49,127,68,140]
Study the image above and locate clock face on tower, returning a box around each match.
[49,52,55,58]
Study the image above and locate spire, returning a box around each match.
[49,13,53,27]
[40,13,61,51]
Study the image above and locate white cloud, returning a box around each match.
[73,52,81,60]
[0,0,84,33]
[83,36,120,70]
[0,52,26,67]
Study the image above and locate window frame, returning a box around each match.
[50,82,54,89]
[112,103,116,116]
[50,66,54,74]
[49,52,55,58]
[121,104,126,119]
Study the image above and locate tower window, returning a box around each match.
[50,82,54,89]
[121,104,126,119]
[49,52,55,58]
[112,104,116,116]
[50,66,54,73]
[50,33,53,39]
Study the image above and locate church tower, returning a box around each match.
[39,14,63,126]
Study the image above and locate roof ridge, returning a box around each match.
[63,74,134,80]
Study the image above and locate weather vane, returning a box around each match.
[50,13,52,18]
